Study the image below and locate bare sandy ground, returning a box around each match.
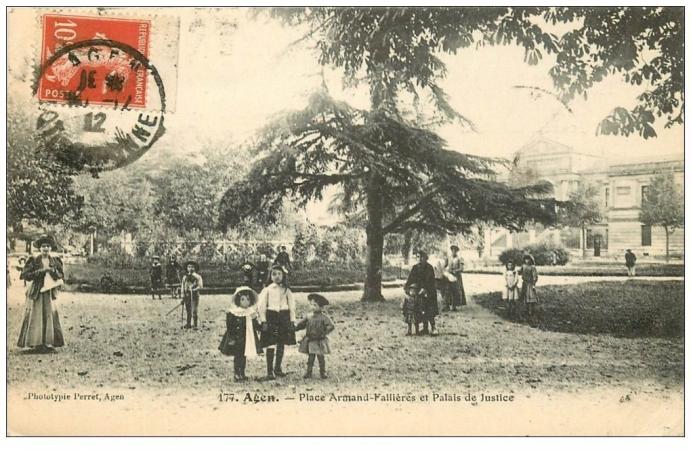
[6,274,683,436]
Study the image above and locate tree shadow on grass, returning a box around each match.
[475,280,684,339]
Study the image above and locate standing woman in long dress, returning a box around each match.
[446,245,467,309]
[17,235,65,353]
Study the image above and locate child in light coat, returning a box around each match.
[295,293,335,379]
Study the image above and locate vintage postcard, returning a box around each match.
[5,6,684,436]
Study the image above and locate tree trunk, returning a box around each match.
[362,172,385,302]
[664,226,670,262]
[581,226,587,259]
[402,230,413,265]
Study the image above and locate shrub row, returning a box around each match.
[498,243,570,266]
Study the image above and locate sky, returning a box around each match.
[9,8,683,162]
[8,8,684,224]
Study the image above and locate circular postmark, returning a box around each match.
[33,39,166,174]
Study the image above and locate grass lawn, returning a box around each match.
[475,280,684,338]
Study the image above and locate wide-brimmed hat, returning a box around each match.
[33,235,56,249]
[152,255,160,261]
[307,293,329,307]
[184,260,200,272]
[232,286,258,306]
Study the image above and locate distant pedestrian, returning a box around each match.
[255,253,270,288]
[240,260,255,287]
[181,261,203,329]
[150,256,163,300]
[401,283,423,336]
[405,250,438,336]
[519,255,539,320]
[446,245,467,309]
[295,293,335,379]
[274,245,292,273]
[219,286,262,382]
[502,261,520,316]
[165,254,182,298]
[625,249,637,277]
[17,235,65,353]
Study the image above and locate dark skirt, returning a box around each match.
[259,310,296,347]
[449,275,467,307]
[402,297,423,324]
[521,283,539,304]
[421,294,439,320]
[219,329,262,357]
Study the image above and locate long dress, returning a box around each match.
[405,262,439,320]
[520,264,539,304]
[17,255,65,349]
[447,255,467,306]
[502,269,520,301]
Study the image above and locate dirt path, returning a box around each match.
[6,275,684,435]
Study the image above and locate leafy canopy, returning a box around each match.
[272,7,683,137]
[220,92,558,236]
[639,172,683,231]
[558,181,603,228]
[7,103,83,230]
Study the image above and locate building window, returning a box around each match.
[641,225,652,246]
[616,186,631,196]
[641,185,649,204]
[604,187,609,208]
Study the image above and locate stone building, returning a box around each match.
[489,136,684,259]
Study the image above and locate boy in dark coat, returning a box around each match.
[274,246,292,273]
[150,256,163,300]
[405,250,439,336]
[219,287,262,382]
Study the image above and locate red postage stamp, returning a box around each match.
[39,14,151,108]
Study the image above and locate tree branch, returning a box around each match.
[382,185,441,235]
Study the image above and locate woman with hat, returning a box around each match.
[219,286,262,382]
[405,250,439,336]
[445,245,467,310]
[519,254,539,320]
[17,235,65,352]
[256,264,296,380]
[181,260,203,329]
[295,293,335,379]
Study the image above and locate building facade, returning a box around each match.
[491,136,684,259]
